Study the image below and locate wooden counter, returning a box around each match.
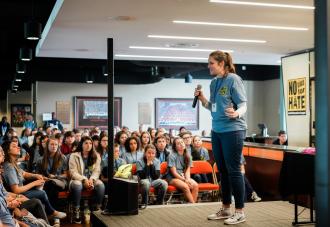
[203,139,312,201]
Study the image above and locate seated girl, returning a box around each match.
[191,135,210,183]
[36,136,68,210]
[69,136,105,224]
[166,137,199,203]
[123,136,143,164]
[136,144,168,206]
[1,140,66,220]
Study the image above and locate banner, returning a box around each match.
[287,77,306,115]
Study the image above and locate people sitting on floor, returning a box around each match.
[136,144,168,206]
[69,136,105,224]
[166,137,199,203]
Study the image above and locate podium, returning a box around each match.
[106,177,139,215]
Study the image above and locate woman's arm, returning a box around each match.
[10,180,43,194]
[184,167,191,181]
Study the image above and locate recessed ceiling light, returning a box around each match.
[115,54,208,60]
[129,46,234,52]
[148,35,266,43]
[173,20,308,31]
[209,0,314,10]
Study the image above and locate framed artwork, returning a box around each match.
[11,104,31,127]
[74,96,122,129]
[155,98,199,130]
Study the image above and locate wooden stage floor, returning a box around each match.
[91,201,315,227]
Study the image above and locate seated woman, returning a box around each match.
[36,136,68,210]
[60,131,75,156]
[191,135,210,183]
[123,136,143,164]
[139,131,151,152]
[1,140,66,220]
[11,136,28,170]
[166,137,199,203]
[136,144,168,206]
[69,136,105,224]
[114,131,128,158]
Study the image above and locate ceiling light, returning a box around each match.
[85,74,94,83]
[209,0,315,10]
[148,35,266,43]
[19,48,33,61]
[129,46,234,52]
[102,65,108,76]
[173,20,308,31]
[115,54,208,60]
[16,62,26,74]
[24,21,42,40]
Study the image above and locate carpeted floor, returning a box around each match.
[92,201,315,227]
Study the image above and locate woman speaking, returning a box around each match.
[194,51,247,225]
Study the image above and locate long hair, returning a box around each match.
[2,140,21,173]
[140,131,151,150]
[209,50,236,75]
[76,136,97,167]
[97,134,108,157]
[125,136,141,153]
[41,136,64,175]
[114,131,128,145]
[172,137,190,170]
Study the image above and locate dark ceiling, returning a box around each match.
[0,0,280,100]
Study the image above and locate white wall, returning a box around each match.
[36,79,280,135]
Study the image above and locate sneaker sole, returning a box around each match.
[208,215,232,220]
[224,218,246,225]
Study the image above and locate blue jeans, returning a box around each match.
[23,189,55,215]
[212,130,245,209]
[140,179,168,205]
[70,180,105,208]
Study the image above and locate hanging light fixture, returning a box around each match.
[16,62,26,74]
[24,21,42,40]
[86,73,94,83]
[102,65,108,76]
[19,48,32,61]
[14,74,23,82]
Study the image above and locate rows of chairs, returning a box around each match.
[58,161,221,222]
[132,161,221,204]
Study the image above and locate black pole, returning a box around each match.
[315,0,330,226]
[106,38,114,208]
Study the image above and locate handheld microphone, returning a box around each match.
[192,84,202,108]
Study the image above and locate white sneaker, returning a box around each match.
[207,208,232,220]
[224,212,246,225]
[251,192,261,202]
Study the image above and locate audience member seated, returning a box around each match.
[1,140,66,220]
[154,135,170,164]
[137,144,168,206]
[191,135,210,183]
[180,131,193,156]
[147,128,156,144]
[36,136,68,210]
[0,117,10,145]
[241,156,261,202]
[114,131,128,158]
[22,114,37,131]
[123,136,143,165]
[69,136,105,224]
[61,131,76,156]
[166,137,199,203]
[272,130,288,146]
[140,131,151,152]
